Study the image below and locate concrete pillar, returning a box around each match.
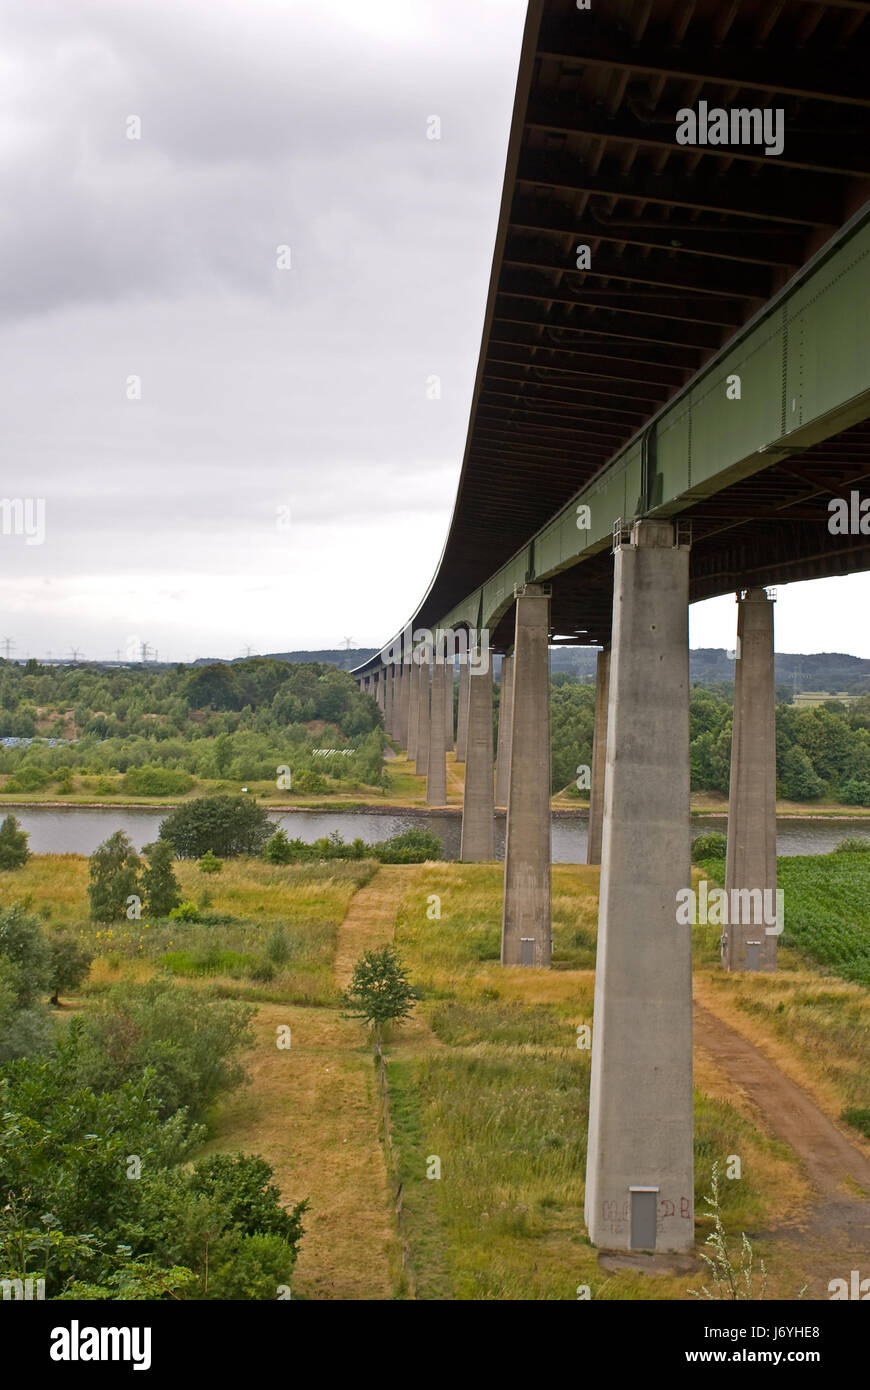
[501,591,551,967]
[375,671,384,714]
[585,519,693,1255]
[459,638,494,860]
[397,661,408,750]
[407,660,420,763]
[724,588,778,972]
[416,655,430,779]
[456,654,470,762]
[427,654,448,805]
[384,664,394,735]
[494,653,514,808]
[445,657,455,753]
[587,646,611,865]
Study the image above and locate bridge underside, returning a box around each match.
[390,0,870,653]
[490,415,870,650]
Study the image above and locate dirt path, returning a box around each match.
[333,865,410,989]
[206,868,424,1300]
[694,1001,870,1294]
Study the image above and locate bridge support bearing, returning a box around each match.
[416,655,430,779]
[495,654,514,809]
[459,638,494,861]
[427,655,448,806]
[587,646,610,865]
[456,656,470,762]
[585,519,693,1254]
[724,589,778,973]
[501,589,551,967]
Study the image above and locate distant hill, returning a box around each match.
[191,646,870,693]
[192,648,378,671]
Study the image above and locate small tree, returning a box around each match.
[47,938,93,1006]
[0,814,30,870]
[141,840,182,916]
[198,849,223,874]
[342,946,420,1046]
[158,795,271,858]
[262,830,294,864]
[88,830,141,922]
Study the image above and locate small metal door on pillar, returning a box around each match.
[629,1187,659,1251]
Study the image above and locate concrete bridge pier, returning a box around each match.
[587,646,610,865]
[416,652,431,779]
[724,588,778,973]
[494,653,514,809]
[398,660,410,749]
[407,659,420,764]
[427,652,448,806]
[585,519,693,1254]
[383,665,393,735]
[501,588,551,967]
[456,654,470,762]
[445,655,455,753]
[375,670,384,715]
[459,636,494,860]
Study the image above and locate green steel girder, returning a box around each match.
[436,205,870,643]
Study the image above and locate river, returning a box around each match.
[5,806,869,861]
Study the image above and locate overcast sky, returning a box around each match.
[1,0,869,664]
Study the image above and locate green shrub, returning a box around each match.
[123,765,195,797]
[0,814,30,870]
[841,1107,870,1139]
[48,938,93,1005]
[5,766,50,793]
[169,901,200,922]
[88,831,141,923]
[198,849,223,874]
[838,779,870,806]
[70,979,256,1122]
[832,837,870,854]
[374,828,443,864]
[691,831,727,860]
[265,926,290,965]
[141,840,181,917]
[262,830,294,864]
[291,770,327,794]
[159,795,272,858]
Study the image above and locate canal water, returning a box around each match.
[6,806,869,861]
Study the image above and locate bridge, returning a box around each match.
[352,0,870,1255]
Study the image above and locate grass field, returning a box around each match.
[3,848,868,1299]
[384,864,819,1300]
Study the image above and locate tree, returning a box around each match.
[342,946,420,1044]
[48,938,93,1005]
[88,830,142,922]
[0,902,51,1005]
[262,830,294,864]
[184,663,240,711]
[778,745,824,801]
[0,814,30,870]
[158,796,272,858]
[141,840,182,916]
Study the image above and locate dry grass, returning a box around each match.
[181,1000,400,1300]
